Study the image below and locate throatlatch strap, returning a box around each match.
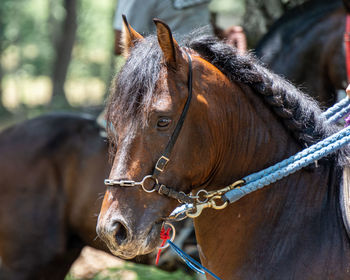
[153,52,193,177]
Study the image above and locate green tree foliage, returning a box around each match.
[1,0,313,114]
[1,0,115,113]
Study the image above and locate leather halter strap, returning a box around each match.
[344,14,350,82]
[153,51,193,177]
[105,51,194,204]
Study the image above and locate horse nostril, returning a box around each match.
[113,221,128,245]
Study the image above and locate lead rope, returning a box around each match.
[167,240,222,280]
[154,222,222,278]
[155,225,222,280]
[323,96,350,124]
[224,124,350,203]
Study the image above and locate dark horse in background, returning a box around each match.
[256,0,347,108]
[0,114,110,280]
[97,18,350,279]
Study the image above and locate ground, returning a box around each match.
[67,246,196,280]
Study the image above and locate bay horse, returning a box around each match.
[97,18,350,279]
[256,0,346,108]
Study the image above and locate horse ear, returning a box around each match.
[153,19,181,68]
[121,15,144,57]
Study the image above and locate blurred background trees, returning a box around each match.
[0,0,308,124]
[0,0,116,122]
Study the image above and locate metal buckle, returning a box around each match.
[157,184,166,195]
[155,156,169,172]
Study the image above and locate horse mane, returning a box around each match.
[106,33,349,164]
[106,37,162,132]
[255,0,342,58]
[186,34,350,163]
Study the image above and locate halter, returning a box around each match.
[104,51,195,204]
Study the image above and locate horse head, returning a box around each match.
[96,18,234,259]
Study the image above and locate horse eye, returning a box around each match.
[157,117,171,128]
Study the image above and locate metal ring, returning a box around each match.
[141,175,158,193]
[157,222,176,250]
[196,189,209,203]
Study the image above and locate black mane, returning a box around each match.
[106,37,162,129]
[106,33,349,164]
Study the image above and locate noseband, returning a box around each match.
[104,51,195,204]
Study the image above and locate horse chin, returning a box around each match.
[109,249,138,260]
[107,240,159,260]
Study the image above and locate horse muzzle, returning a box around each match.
[96,213,162,259]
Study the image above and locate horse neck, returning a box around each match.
[208,82,302,187]
[193,83,350,278]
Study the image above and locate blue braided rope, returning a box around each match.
[325,103,350,124]
[239,97,350,186]
[167,240,222,280]
[242,125,349,184]
[322,96,350,120]
[224,125,350,203]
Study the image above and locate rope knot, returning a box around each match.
[160,227,171,240]
[155,225,172,265]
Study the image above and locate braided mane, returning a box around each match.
[106,33,349,164]
[186,35,340,148]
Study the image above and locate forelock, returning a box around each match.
[106,35,163,136]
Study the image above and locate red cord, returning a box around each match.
[155,226,171,265]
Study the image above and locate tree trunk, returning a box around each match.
[50,0,77,108]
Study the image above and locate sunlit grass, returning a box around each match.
[66,263,196,280]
